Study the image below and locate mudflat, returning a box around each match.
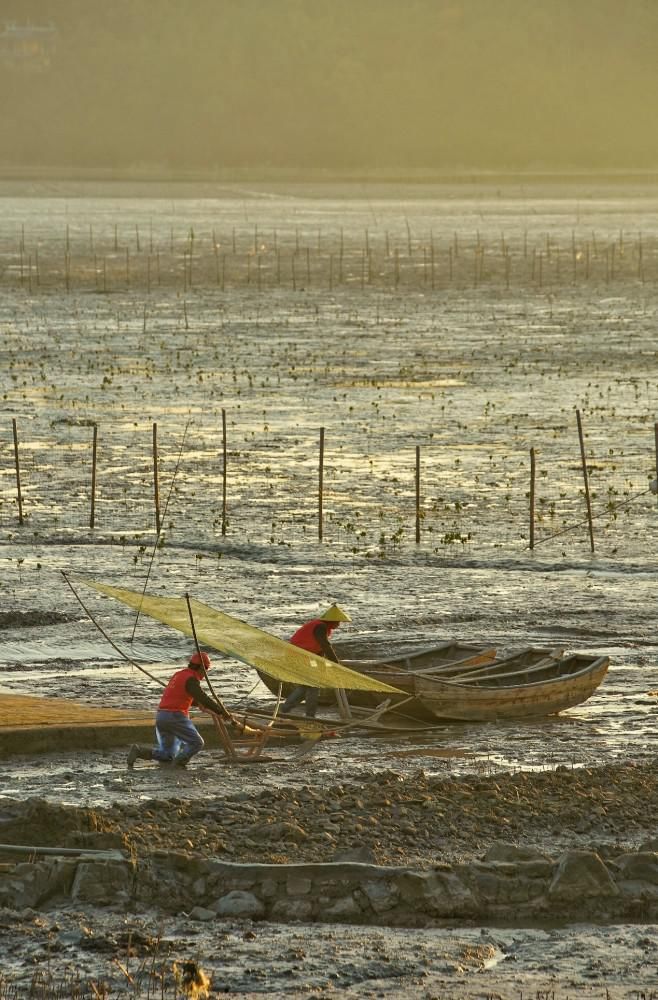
[1,180,658,996]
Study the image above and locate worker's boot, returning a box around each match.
[172,755,192,768]
[127,744,153,769]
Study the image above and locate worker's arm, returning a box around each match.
[185,676,231,719]
[313,622,339,662]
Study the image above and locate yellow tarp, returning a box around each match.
[83,581,402,695]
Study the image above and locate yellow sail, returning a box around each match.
[83,581,402,694]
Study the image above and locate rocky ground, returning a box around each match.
[2,758,656,869]
[1,759,658,997]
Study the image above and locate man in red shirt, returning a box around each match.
[127,650,229,768]
[281,604,351,718]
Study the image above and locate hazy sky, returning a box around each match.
[3,1,658,172]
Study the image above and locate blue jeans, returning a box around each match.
[153,710,205,764]
[282,685,319,718]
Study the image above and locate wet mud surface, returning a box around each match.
[2,908,657,999]
[1,181,658,995]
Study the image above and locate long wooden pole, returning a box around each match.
[184,593,237,760]
[415,445,421,543]
[529,446,536,550]
[654,422,658,502]
[576,409,595,552]
[318,427,325,541]
[90,423,98,529]
[11,418,23,525]
[152,422,161,535]
[221,408,228,535]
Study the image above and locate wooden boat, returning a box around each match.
[257,640,496,708]
[414,651,609,722]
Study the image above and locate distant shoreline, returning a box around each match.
[2,165,658,200]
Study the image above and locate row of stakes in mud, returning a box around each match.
[5,415,658,553]
[5,226,658,291]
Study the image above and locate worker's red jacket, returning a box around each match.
[289,618,337,655]
[158,665,228,720]
[158,667,199,715]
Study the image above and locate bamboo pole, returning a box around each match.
[12,418,24,525]
[152,422,161,535]
[90,423,98,529]
[318,426,325,542]
[184,593,237,760]
[654,422,658,503]
[415,445,421,543]
[576,409,595,552]
[529,446,535,550]
[221,408,228,535]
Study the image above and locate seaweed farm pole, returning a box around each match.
[529,446,536,550]
[576,409,595,552]
[318,426,325,542]
[90,423,98,529]
[219,408,228,535]
[654,421,658,504]
[152,422,161,535]
[415,445,421,543]
[11,418,24,525]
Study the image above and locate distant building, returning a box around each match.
[0,21,57,72]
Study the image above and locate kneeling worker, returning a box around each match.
[281,604,351,718]
[127,650,230,768]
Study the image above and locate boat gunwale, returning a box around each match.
[416,655,610,697]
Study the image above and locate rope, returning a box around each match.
[524,486,653,550]
[60,571,166,688]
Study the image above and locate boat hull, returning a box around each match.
[257,640,496,708]
[414,653,609,721]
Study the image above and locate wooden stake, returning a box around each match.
[90,423,98,529]
[576,409,595,552]
[152,422,161,535]
[318,426,325,542]
[529,446,535,550]
[12,418,24,525]
[415,445,421,543]
[654,421,658,502]
[221,408,227,535]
